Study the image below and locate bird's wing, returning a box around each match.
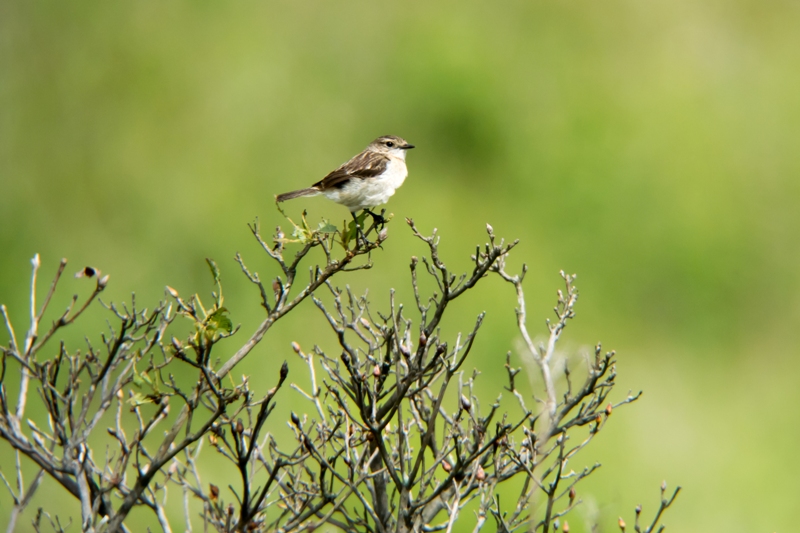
[313,151,390,190]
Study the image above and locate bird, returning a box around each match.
[276,135,414,234]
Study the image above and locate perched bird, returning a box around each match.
[276,135,414,231]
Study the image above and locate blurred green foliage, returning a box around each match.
[2,0,799,531]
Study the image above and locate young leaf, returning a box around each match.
[291,225,310,244]
[128,392,157,407]
[318,221,338,234]
[348,219,359,239]
[206,258,221,284]
[342,219,353,249]
[207,307,233,334]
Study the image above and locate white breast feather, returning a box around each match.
[322,157,408,212]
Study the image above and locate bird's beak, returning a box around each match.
[402,144,415,150]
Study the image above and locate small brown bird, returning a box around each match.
[276,135,414,227]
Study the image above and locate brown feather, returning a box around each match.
[276,188,319,202]
[313,151,390,191]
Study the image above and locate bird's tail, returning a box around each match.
[276,187,319,202]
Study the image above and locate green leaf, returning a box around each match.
[341,220,352,248]
[207,307,233,334]
[132,366,159,394]
[318,221,338,233]
[291,226,310,244]
[128,392,157,407]
[206,258,221,284]
[343,212,368,248]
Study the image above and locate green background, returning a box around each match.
[2,1,799,531]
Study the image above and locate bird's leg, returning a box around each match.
[364,209,386,229]
[351,211,369,247]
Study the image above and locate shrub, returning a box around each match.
[0,216,678,532]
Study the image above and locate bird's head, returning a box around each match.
[369,135,415,158]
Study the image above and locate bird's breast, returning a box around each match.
[380,158,408,189]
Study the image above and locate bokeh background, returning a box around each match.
[2,1,800,531]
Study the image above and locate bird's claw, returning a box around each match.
[365,209,387,229]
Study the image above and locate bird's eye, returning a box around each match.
[385,141,394,147]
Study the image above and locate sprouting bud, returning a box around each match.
[635,505,641,515]
[171,337,183,351]
[617,517,626,531]
[419,331,427,348]
[595,414,603,425]
[562,521,570,533]
[291,412,300,426]
[272,279,281,294]
[280,361,289,382]
[460,395,471,410]
[554,519,560,531]
[661,480,667,492]
[227,504,235,516]
[360,317,370,328]
[605,403,613,416]
[209,433,218,446]
[441,460,452,473]
[569,487,576,503]
[410,256,418,266]
[116,388,124,400]
[486,223,493,235]
[291,342,301,353]
[209,484,219,502]
[378,228,388,241]
[373,365,381,378]
[98,274,110,288]
[236,419,244,434]
[168,462,178,475]
[475,465,485,481]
